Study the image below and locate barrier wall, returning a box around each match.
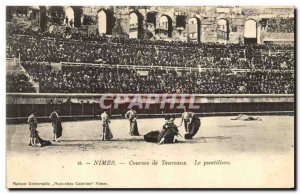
[6,93,294,123]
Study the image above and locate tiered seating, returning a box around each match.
[6,27,294,94]
[6,73,35,93]
[20,62,294,94]
[7,34,294,70]
[266,17,294,33]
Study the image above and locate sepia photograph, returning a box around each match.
[5,5,295,189]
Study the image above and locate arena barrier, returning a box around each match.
[60,61,294,73]
[6,93,294,123]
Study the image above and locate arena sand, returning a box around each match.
[6,116,294,188]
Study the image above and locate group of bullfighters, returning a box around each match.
[27,108,201,147]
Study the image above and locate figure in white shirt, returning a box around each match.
[100,110,113,141]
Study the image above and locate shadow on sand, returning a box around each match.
[49,143,94,147]
[185,136,231,144]
[30,135,231,147]
[59,139,99,142]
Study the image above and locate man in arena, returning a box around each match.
[49,109,63,142]
[179,108,201,139]
[28,111,40,147]
[124,108,139,136]
[100,110,113,141]
[157,114,179,144]
[179,107,194,133]
[28,111,51,147]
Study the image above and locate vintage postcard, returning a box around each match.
[6,5,295,189]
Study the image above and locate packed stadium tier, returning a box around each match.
[5,62,294,94]
[6,19,294,94]
[7,35,294,69]
[6,73,35,93]
[265,17,294,33]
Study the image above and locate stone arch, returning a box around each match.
[244,19,257,44]
[63,6,82,28]
[217,18,229,41]
[97,9,115,35]
[187,17,201,42]
[97,10,107,34]
[129,10,144,39]
[158,14,173,38]
[65,6,74,27]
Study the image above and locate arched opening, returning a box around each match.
[129,11,143,39]
[244,19,257,44]
[97,9,115,35]
[188,17,201,42]
[217,18,229,40]
[159,15,173,38]
[98,10,107,34]
[65,7,74,27]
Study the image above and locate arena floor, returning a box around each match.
[6,115,295,188]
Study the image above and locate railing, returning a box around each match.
[8,33,295,51]
[61,61,210,72]
[6,93,294,123]
[6,93,294,104]
[60,61,294,73]
[6,93,294,97]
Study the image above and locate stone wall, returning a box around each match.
[8,6,295,44]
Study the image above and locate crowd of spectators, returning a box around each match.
[6,23,294,94]
[20,62,294,94]
[6,24,106,41]
[7,34,294,70]
[6,73,35,93]
[266,17,294,33]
